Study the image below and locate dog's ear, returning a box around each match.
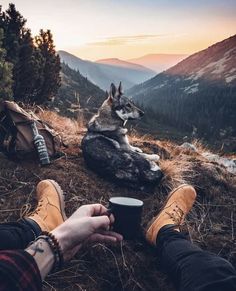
[109,83,116,99]
[118,81,123,95]
[105,90,109,99]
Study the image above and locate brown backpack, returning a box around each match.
[0,101,62,161]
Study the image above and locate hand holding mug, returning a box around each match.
[52,204,123,261]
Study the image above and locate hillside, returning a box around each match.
[54,63,105,117]
[0,110,235,291]
[96,58,153,71]
[128,53,188,73]
[128,35,236,138]
[58,51,155,90]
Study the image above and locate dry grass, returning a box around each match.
[38,110,86,148]
[0,110,235,291]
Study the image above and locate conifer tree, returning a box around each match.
[0,28,13,101]
[14,29,40,102]
[35,29,61,104]
[0,3,26,65]
[0,4,61,104]
[0,3,29,101]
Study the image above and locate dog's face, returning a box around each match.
[107,82,144,121]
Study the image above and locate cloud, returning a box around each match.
[87,34,172,46]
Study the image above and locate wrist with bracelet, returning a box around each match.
[32,231,64,272]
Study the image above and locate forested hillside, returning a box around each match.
[128,35,236,138]
[54,63,105,116]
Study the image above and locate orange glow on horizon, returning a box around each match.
[63,32,235,61]
[1,0,235,61]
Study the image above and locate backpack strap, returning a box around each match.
[0,111,7,139]
[0,109,7,151]
[0,106,19,157]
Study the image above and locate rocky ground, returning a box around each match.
[0,111,235,291]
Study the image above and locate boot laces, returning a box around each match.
[165,204,184,225]
[30,199,44,216]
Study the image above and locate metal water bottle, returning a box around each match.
[31,121,50,166]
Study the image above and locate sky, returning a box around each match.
[1,0,236,61]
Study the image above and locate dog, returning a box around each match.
[87,82,160,170]
[82,82,163,188]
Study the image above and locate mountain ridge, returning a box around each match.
[95,58,154,72]
[58,50,155,90]
[128,35,236,137]
[128,53,188,72]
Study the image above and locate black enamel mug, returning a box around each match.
[108,197,144,240]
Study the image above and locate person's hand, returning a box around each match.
[51,204,123,261]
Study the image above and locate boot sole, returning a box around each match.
[47,179,67,222]
[146,184,193,235]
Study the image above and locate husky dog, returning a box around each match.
[88,83,160,168]
[82,82,163,188]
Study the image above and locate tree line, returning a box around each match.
[0,3,61,104]
[134,73,236,138]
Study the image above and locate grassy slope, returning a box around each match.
[0,110,235,291]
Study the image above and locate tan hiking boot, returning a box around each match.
[27,180,67,232]
[146,184,196,245]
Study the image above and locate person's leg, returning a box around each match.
[156,226,236,291]
[0,180,67,250]
[146,184,236,291]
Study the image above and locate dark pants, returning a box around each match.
[156,226,236,291]
[1,222,236,291]
[0,219,41,250]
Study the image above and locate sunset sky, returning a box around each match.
[1,0,236,60]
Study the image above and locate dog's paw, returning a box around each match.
[148,154,160,161]
[150,161,161,172]
[130,146,143,153]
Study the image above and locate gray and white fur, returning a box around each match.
[86,82,160,171]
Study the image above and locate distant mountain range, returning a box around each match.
[128,54,188,73]
[128,35,236,137]
[58,51,155,90]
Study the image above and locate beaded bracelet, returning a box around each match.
[37,231,64,272]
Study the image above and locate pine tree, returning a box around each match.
[0,5,61,105]
[14,29,40,102]
[0,28,13,101]
[35,29,61,104]
[0,3,26,65]
[0,4,29,101]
